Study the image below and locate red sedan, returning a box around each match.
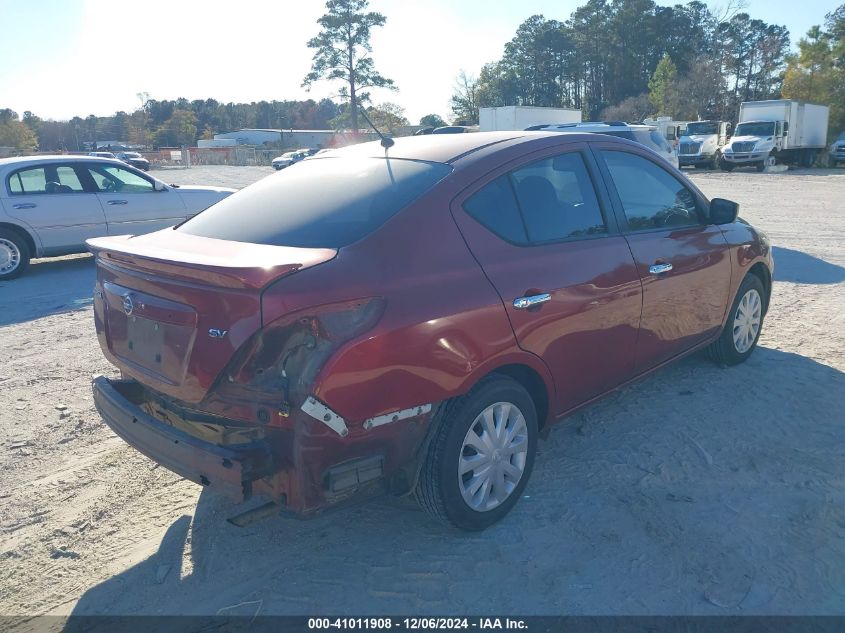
[88,131,773,530]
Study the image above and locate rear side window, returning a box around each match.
[634,129,672,154]
[463,176,528,244]
[8,167,47,194]
[463,151,606,244]
[602,151,699,230]
[179,157,452,248]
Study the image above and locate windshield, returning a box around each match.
[686,122,719,135]
[178,157,452,248]
[735,122,775,137]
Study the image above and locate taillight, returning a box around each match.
[206,297,385,424]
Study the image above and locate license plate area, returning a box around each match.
[127,316,165,366]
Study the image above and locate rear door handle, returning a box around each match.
[107,200,128,205]
[513,293,551,309]
[12,203,36,209]
[649,262,673,275]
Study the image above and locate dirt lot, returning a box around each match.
[1,165,844,622]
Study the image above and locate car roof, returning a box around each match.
[0,154,125,167]
[321,130,646,165]
[546,122,657,131]
[326,131,528,163]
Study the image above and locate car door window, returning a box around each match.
[602,151,699,230]
[464,152,606,245]
[510,153,606,242]
[87,165,154,193]
[54,166,85,192]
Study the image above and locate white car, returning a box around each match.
[0,155,235,279]
[271,151,306,170]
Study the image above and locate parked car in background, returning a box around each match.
[116,151,150,171]
[296,148,321,157]
[89,151,117,159]
[0,155,235,279]
[829,131,845,167]
[271,151,307,170]
[432,125,472,134]
[537,122,680,168]
[87,131,772,530]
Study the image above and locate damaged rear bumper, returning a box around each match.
[92,376,273,502]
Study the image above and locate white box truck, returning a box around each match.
[721,100,829,171]
[677,120,732,169]
[479,106,581,132]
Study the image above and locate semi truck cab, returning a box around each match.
[678,121,731,169]
[721,120,783,171]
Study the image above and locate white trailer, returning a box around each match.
[722,100,830,170]
[479,106,581,132]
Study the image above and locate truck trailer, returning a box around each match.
[479,106,582,132]
[721,100,830,171]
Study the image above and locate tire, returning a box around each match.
[0,228,31,280]
[755,161,766,172]
[707,274,766,366]
[415,375,538,531]
[720,159,734,172]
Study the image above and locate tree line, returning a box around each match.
[451,0,845,137]
[3,0,843,152]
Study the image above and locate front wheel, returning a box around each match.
[0,229,31,280]
[415,375,538,530]
[707,274,766,365]
[720,158,735,172]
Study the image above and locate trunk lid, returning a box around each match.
[89,229,336,404]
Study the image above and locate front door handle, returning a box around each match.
[649,262,673,275]
[513,293,551,310]
[107,200,128,205]
[12,203,36,209]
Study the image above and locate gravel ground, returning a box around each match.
[1,165,844,622]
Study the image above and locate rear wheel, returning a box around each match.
[0,229,30,280]
[707,274,766,365]
[415,375,538,531]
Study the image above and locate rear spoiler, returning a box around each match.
[87,231,337,290]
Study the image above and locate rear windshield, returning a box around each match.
[178,157,452,248]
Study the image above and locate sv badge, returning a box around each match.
[208,328,228,339]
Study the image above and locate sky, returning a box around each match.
[0,0,840,126]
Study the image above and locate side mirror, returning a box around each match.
[153,180,167,192]
[710,198,738,225]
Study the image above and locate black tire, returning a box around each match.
[415,375,538,531]
[707,274,766,366]
[755,161,766,172]
[720,159,734,172]
[0,228,31,280]
[711,153,721,170]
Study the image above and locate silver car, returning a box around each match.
[0,155,235,279]
[536,122,680,169]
